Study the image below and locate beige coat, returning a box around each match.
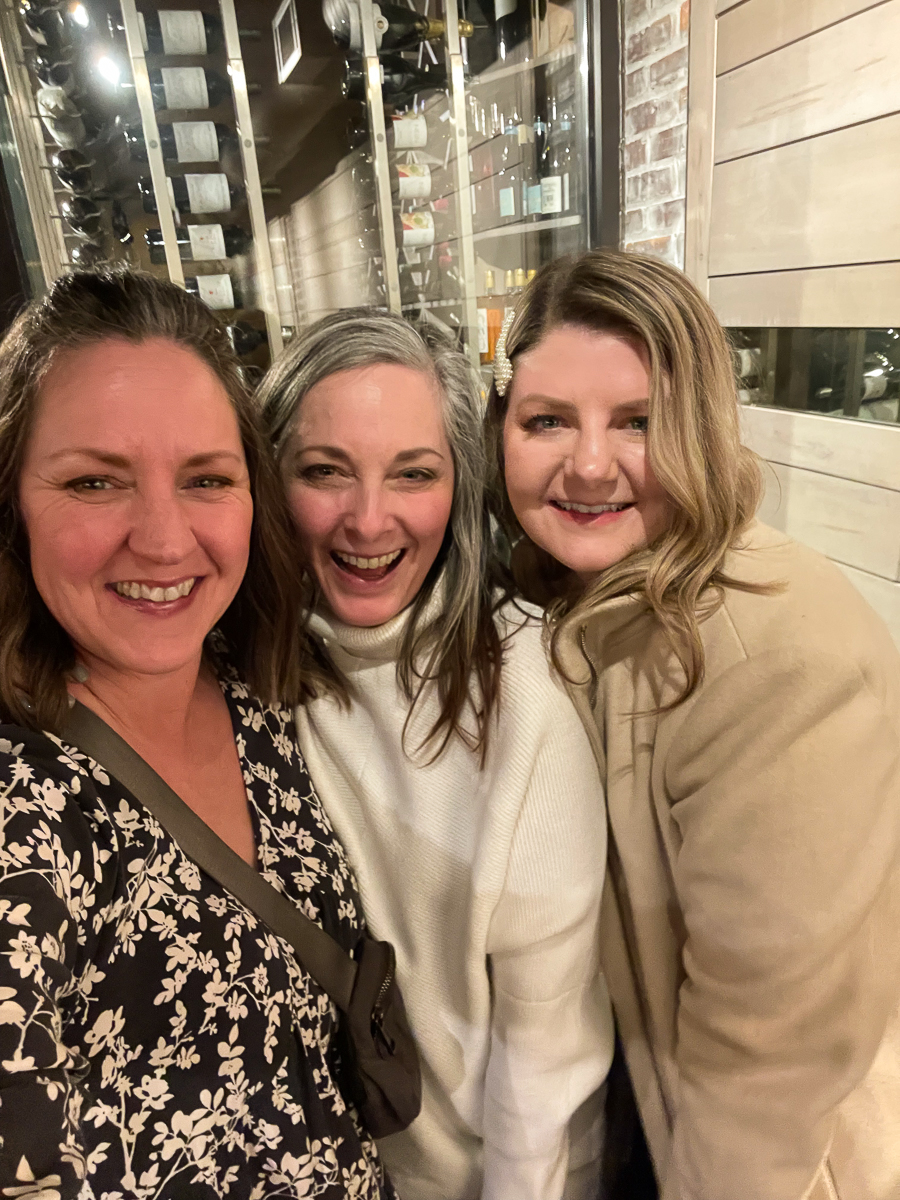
[556,522,900,1200]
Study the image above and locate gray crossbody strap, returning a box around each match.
[63,700,356,1012]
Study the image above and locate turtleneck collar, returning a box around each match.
[308,576,446,664]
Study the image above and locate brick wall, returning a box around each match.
[621,0,689,267]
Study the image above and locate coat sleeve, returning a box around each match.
[662,646,900,1200]
[482,701,614,1200]
[0,740,108,1197]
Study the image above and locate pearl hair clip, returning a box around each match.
[492,308,516,397]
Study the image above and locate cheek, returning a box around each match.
[503,433,545,503]
[196,496,254,576]
[26,503,126,591]
[286,484,342,551]
[405,487,454,549]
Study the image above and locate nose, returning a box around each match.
[126,489,197,564]
[567,424,618,486]
[343,482,395,544]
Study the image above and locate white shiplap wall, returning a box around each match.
[687,0,900,646]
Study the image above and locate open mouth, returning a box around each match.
[331,549,405,581]
[112,577,197,603]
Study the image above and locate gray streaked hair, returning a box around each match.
[257,307,504,763]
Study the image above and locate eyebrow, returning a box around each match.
[515,394,650,412]
[47,449,245,468]
[296,444,446,465]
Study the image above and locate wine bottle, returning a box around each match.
[124,120,239,164]
[51,147,93,194]
[136,10,259,56]
[185,273,242,310]
[227,321,266,357]
[144,223,252,263]
[139,173,242,216]
[394,208,454,250]
[477,270,502,365]
[391,112,428,149]
[148,67,238,111]
[19,1,73,57]
[342,53,447,104]
[69,240,105,267]
[324,0,472,52]
[494,0,530,61]
[60,194,102,238]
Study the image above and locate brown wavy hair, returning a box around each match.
[0,268,316,733]
[485,249,767,706]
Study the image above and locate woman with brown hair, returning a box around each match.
[487,248,900,1200]
[0,270,393,1198]
[258,308,613,1200]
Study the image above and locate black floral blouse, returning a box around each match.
[0,669,393,1199]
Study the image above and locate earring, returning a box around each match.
[71,663,89,683]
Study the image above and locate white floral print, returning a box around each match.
[0,669,393,1200]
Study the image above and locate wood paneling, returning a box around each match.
[756,462,900,578]
[714,2,900,161]
[709,261,900,327]
[716,0,746,13]
[716,0,886,76]
[741,405,900,491]
[708,115,900,275]
[835,562,900,647]
[684,0,718,291]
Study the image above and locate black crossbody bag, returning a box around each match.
[63,700,422,1139]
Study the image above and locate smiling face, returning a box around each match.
[18,336,253,681]
[283,362,455,627]
[502,324,671,578]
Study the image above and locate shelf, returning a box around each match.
[401,298,462,311]
[468,42,576,88]
[473,213,582,242]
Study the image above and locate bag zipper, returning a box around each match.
[371,949,396,1055]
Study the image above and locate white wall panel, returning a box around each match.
[709,115,900,275]
[835,563,900,648]
[716,0,885,75]
[756,461,900,579]
[740,406,900,492]
[709,261,900,328]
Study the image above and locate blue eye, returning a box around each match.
[523,414,563,432]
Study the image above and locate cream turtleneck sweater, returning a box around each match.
[294,595,613,1200]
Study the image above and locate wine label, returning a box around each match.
[541,175,563,215]
[173,121,219,163]
[184,173,231,213]
[393,115,427,150]
[396,164,431,200]
[400,211,435,248]
[160,67,209,111]
[494,0,518,17]
[194,274,235,309]
[477,308,489,355]
[527,183,542,215]
[498,186,516,218]
[187,223,227,260]
[159,11,208,55]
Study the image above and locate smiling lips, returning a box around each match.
[113,578,196,603]
[552,500,633,515]
[331,548,405,582]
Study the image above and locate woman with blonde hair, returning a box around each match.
[487,248,900,1200]
[258,308,613,1200]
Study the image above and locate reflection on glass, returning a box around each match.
[728,328,900,426]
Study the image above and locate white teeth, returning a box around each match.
[114,578,196,602]
[336,550,403,569]
[556,501,630,514]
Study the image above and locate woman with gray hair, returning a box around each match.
[258,309,613,1200]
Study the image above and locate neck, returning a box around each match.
[67,651,206,751]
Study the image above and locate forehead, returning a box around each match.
[296,362,445,440]
[511,325,651,405]
[29,336,242,453]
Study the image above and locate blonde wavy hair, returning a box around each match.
[485,249,767,707]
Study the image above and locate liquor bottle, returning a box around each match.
[70,240,105,267]
[147,67,247,111]
[124,121,239,164]
[342,53,447,104]
[324,0,472,52]
[477,270,503,365]
[144,223,253,263]
[526,268,536,282]
[135,10,260,56]
[503,267,521,322]
[185,273,243,310]
[494,0,530,61]
[227,321,267,357]
[111,200,133,246]
[60,194,102,238]
[51,147,92,194]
